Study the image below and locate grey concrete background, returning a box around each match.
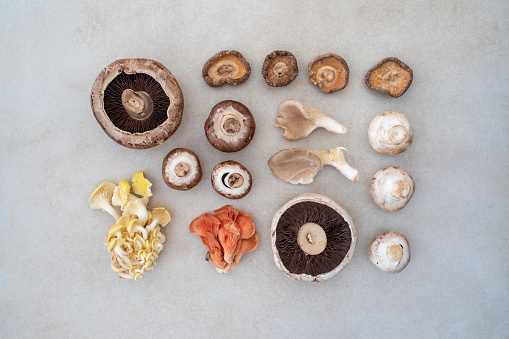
[1,0,508,338]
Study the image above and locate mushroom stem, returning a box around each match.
[389,180,411,199]
[304,107,347,134]
[318,66,337,83]
[387,125,407,144]
[103,204,121,222]
[121,89,154,119]
[389,244,403,261]
[273,62,289,76]
[310,147,359,182]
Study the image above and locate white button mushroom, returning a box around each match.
[371,166,415,212]
[368,111,413,155]
[368,231,410,273]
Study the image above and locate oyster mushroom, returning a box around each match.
[268,147,358,184]
[262,50,298,87]
[369,231,410,273]
[271,193,356,282]
[162,148,202,191]
[276,99,347,140]
[368,111,413,155]
[365,57,413,98]
[308,53,349,93]
[371,167,415,212]
[91,58,184,149]
[211,161,252,199]
[89,182,121,221]
[202,50,251,87]
[205,100,256,152]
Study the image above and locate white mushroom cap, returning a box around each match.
[368,111,413,155]
[368,231,410,273]
[211,161,252,199]
[162,148,202,191]
[371,167,415,212]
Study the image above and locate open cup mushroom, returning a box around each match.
[262,50,298,87]
[369,231,410,273]
[211,161,252,199]
[276,100,347,140]
[205,100,256,152]
[268,147,358,184]
[368,111,413,155]
[371,167,415,212]
[91,58,184,149]
[162,148,202,190]
[271,193,356,282]
[308,53,349,93]
[365,57,413,98]
[202,50,251,87]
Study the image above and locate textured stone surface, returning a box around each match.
[0,1,508,337]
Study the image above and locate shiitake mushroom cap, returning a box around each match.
[308,53,349,94]
[262,50,298,87]
[202,50,251,87]
[270,193,356,282]
[365,57,413,98]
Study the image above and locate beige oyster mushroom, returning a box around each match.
[268,147,358,184]
[89,182,121,221]
[276,99,347,140]
[371,167,415,212]
[211,161,252,199]
[202,50,251,87]
[271,193,356,282]
[308,53,349,94]
[368,111,413,155]
[162,148,202,191]
[368,231,410,273]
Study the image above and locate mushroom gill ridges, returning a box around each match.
[103,72,170,133]
[275,201,352,276]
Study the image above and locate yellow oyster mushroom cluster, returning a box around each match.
[89,172,171,280]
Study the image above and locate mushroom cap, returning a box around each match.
[271,193,357,282]
[365,57,413,98]
[202,50,251,87]
[89,182,116,209]
[211,161,252,199]
[150,207,171,227]
[371,167,415,212]
[276,100,319,140]
[308,53,349,93]
[368,231,410,273]
[368,111,413,155]
[262,50,298,87]
[204,100,256,152]
[91,58,184,149]
[268,148,321,185]
[162,148,202,191]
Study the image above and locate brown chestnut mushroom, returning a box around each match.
[271,193,356,282]
[371,167,415,212]
[368,111,413,155]
[308,53,349,93]
[262,50,298,87]
[162,148,202,191]
[204,100,255,152]
[365,57,413,98]
[91,58,184,149]
[202,50,251,87]
[211,161,252,199]
[369,231,410,273]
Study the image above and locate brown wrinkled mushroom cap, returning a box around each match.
[202,50,251,87]
[271,193,357,282]
[365,57,413,98]
[262,50,298,87]
[308,53,349,93]
[368,231,410,273]
[162,148,202,191]
[204,100,255,152]
[211,161,252,199]
[91,58,184,149]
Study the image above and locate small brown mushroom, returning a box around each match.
[204,100,255,152]
[365,57,413,98]
[308,53,349,93]
[91,58,184,149]
[202,50,251,87]
[368,231,410,273]
[262,50,298,87]
[211,161,252,199]
[371,167,415,212]
[162,148,202,191]
[368,111,413,155]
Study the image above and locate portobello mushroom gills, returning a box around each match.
[103,72,170,134]
[275,201,352,277]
